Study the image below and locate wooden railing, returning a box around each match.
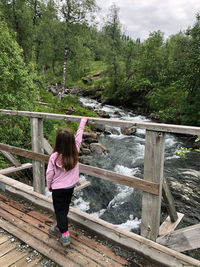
[0,109,200,244]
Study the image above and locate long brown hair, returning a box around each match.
[53,128,78,171]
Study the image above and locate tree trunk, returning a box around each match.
[61,45,67,100]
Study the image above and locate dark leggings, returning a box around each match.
[52,187,74,233]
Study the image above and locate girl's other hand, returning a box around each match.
[49,188,52,192]
[82,117,88,121]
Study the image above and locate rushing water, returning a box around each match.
[71,97,200,233]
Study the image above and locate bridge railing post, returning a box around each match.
[141,130,165,241]
[31,117,45,194]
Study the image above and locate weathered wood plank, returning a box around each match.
[1,175,200,267]
[0,240,16,257]
[0,150,21,167]
[0,248,26,266]
[9,256,41,267]
[0,143,49,163]
[75,181,91,191]
[162,176,178,222]
[0,193,127,267]
[0,163,32,175]
[31,118,45,194]
[141,130,165,241]
[0,235,9,245]
[1,109,200,135]
[79,163,159,195]
[136,121,200,135]
[0,218,79,267]
[157,223,200,252]
[43,138,53,154]
[0,109,135,128]
[0,208,105,267]
[0,144,159,195]
[159,213,184,237]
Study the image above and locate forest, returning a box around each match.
[0,0,200,153]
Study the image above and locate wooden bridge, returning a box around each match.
[0,109,200,267]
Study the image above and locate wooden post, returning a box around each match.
[31,118,45,194]
[141,130,165,241]
[0,150,21,167]
[162,176,178,222]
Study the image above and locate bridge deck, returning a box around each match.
[0,191,136,267]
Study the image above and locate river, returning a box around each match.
[72,97,200,235]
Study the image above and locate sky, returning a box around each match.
[96,0,200,40]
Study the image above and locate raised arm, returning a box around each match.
[75,117,88,152]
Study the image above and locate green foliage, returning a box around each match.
[175,147,192,158]
[1,1,200,128]
[146,83,187,122]
[0,18,39,147]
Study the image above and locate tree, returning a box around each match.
[0,18,39,146]
[102,4,123,97]
[180,13,200,126]
[56,0,97,97]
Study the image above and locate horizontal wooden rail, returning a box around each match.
[0,163,32,175]
[1,109,200,135]
[0,143,159,195]
[0,143,49,163]
[79,163,159,195]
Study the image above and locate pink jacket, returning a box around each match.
[46,118,87,190]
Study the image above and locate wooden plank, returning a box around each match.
[25,209,128,266]
[162,176,178,222]
[1,109,200,135]
[0,201,124,267]
[43,138,53,154]
[0,248,26,266]
[0,240,16,257]
[0,150,21,167]
[157,223,200,252]
[0,235,9,245]
[9,256,41,267]
[31,118,45,194]
[0,143,49,163]
[0,207,108,267]
[75,181,91,191]
[80,163,159,195]
[159,213,184,237]
[141,130,165,241]
[0,218,79,267]
[0,163,32,175]
[0,109,136,128]
[136,121,200,136]
[1,178,200,267]
[1,193,127,266]
[0,145,159,195]
[69,229,129,266]
[69,207,200,267]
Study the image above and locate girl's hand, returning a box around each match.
[49,188,52,192]
[82,117,88,121]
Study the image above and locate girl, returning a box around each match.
[46,117,88,246]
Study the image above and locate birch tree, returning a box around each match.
[56,0,97,98]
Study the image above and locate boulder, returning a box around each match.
[90,143,109,154]
[104,130,112,135]
[111,128,120,135]
[93,124,105,132]
[96,110,110,118]
[83,132,98,139]
[149,113,161,121]
[81,148,91,155]
[121,126,136,135]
